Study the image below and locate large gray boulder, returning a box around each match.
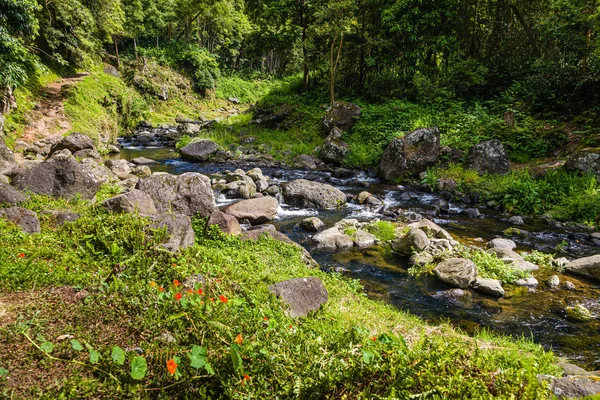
[471,278,504,297]
[105,159,133,180]
[378,128,440,181]
[322,101,361,133]
[319,139,349,165]
[466,140,510,175]
[12,154,101,199]
[0,183,27,205]
[150,214,195,252]
[206,211,241,235]
[0,137,15,171]
[487,238,517,250]
[222,196,279,225]
[222,196,278,225]
[565,149,600,179]
[48,133,95,157]
[136,172,216,216]
[565,255,600,282]
[269,277,328,318]
[392,228,430,255]
[311,227,353,251]
[408,219,454,241]
[282,179,346,210]
[433,258,477,289]
[179,140,219,161]
[102,189,157,215]
[0,207,40,233]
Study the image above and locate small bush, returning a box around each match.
[367,221,397,242]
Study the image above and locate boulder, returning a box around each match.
[378,128,440,181]
[508,216,525,226]
[486,247,523,262]
[0,183,27,205]
[0,207,40,233]
[293,154,317,170]
[311,227,353,251]
[466,140,510,175]
[300,217,325,232]
[487,238,517,250]
[322,101,361,133]
[105,159,133,180]
[224,176,257,199]
[269,277,328,318]
[515,277,539,287]
[136,172,215,217]
[81,158,118,184]
[565,255,600,282]
[48,133,95,157]
[565,149,600,179]
[43,210,80,226]
[433,258,477,289]
[12,154,101,199]
[102,189,157,215]
[131,157,158,165]
[246,168,267,183]
[0,137,16,171]
[408,219,454,241]
[73,148,102,160]
[319,139,349,165]
[150,214,195,252]
[222,196,278,225]
[132,165,152,177]
[354,230,376,249]
[392,228,430,255]
[471,278,505,297]
[282,179,346,210]
[546,275,560,289]
[206,211,241,235]
[546,376,600,398]
[179,140,219,161]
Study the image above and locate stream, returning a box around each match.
[115,145,600,370]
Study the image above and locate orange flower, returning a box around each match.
[187,289,193,295]
[197,289,203,295]
[149,281,157,287]
[209,297,215,302]
[371,336,377,342]
[174,293,182,301]
[263,316,269,321]
[235,333,243,345]
[173,279,181,287]
[289,325,293,329]
[18,253,25,258]
[243,374,250,381]
[158,286,165,292]
[172,263,177,268]
[219,295,228,303]
[166,358,177,375]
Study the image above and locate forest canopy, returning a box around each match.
[1,0,600,113]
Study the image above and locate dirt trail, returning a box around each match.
[20,73,89,143]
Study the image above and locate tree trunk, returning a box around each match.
[300,0,309,90]
[134,37,138,61]
[329,33,344,106]
[113,35,120,68]
[0,86,17,114]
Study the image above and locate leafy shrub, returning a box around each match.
[456,246,531,284]
[366,221,397,242]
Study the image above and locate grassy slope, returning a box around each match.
[0,196,559,398]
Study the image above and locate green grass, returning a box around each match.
[366,221,397,242]
[63,73,146,147]
[0,198,560,398]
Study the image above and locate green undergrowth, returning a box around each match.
[63,73,146,147]
[0,198,560,398]
[424,164,600,225]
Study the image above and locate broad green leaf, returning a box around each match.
[362,350,374,364]
[40,341,54,353]
[0,367,9,377]
[130,356,147,380]
[189,345,207,369]
[111,346,125,365]
[204,363,215,375]
[89,349,100,364]
[230,344,242,372]
[70,339,84,351]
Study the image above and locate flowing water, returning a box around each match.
[116,145,600,370]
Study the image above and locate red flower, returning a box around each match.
[197,289,203,295]
[371,336,377,342]
[173,279,181,287]
[187,289,193,295]
[158,286,165,292]
[219,295,228,303]
[263,316,269,321]
[209,297,215,302]
[174,293,182,301]
[166,358,177,375]
[172,263,177,268]
[18,253,25,258]
[243,374,250,381]
[235,333,243,345]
